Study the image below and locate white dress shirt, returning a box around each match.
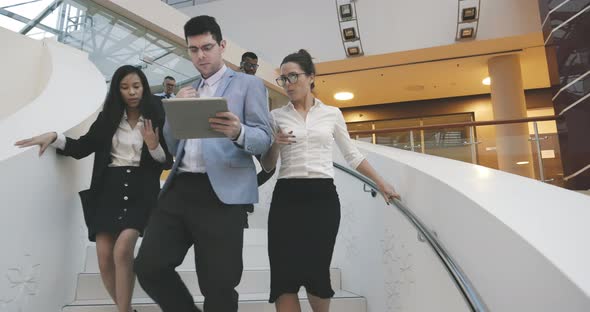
[178,65,246,173]
[155,92,175,99]
[268,98,365,179]
[52,112,166,166]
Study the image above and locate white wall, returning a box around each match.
[180,0,542,65]
[0,32,106,312]
[0,27,51,119]
[0,121,94,312]
[330,141,590,311]
[332,165,470,312]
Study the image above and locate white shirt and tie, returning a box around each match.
[178,65,246,173]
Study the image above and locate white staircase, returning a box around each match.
[62,229,367,311]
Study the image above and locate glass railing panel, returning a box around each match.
[382,130,416,150]
[421,128,474,163]
[348,117,564,186]
[526,119,563,186]
[347,121,373,144]
[421,114,475,162]
[473,121,563,185]
[484,130,538,179]
[374,118,420,148]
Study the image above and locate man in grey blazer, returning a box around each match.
[134,15,272,312]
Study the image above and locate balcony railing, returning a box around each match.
[348,115,563,186]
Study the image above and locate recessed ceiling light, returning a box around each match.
[482,77,491,85]
[334,92,354,101]
[516,161,530,165]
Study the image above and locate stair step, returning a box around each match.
[63,290,366,312]
[84,245,269,272]
[75,268,341,300]
[84,229,269,273]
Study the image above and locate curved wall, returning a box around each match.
[0,32,106,312]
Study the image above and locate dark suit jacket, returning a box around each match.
[56,103,173,202]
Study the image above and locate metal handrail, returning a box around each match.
[348,115,559,136]
[333,162,489,312]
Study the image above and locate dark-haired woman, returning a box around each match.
[262,50,400,312]
[15,65,173,312]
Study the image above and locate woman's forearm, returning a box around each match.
[355,159,386,188]
[261,143,280,172]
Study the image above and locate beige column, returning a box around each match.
[488,54,535,178]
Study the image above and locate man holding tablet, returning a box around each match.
[134,15,272,312]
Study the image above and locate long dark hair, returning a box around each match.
[281,49,316,90]
[102,65,156,132]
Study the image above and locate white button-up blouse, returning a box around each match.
[269,98,365,179]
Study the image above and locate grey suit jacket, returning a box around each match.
[162,68,272,204]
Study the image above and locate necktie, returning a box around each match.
[201,81,211,97]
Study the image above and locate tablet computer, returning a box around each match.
[162,97,229,139]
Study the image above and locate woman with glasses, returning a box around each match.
[261,49,400,312]
[15,65,173,312]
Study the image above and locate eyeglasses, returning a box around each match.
[241,61,259,69]
[276,73,307,87]
[187,42,218,55]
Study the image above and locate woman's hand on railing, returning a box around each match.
[354,159,401,205]
[377,181,401,205]
[14,132,58,156]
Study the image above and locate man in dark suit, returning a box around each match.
[239,52,276,191]
[154,76,176,99]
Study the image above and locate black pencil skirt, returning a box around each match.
[88,166,156,242]
[268,178,341,303]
